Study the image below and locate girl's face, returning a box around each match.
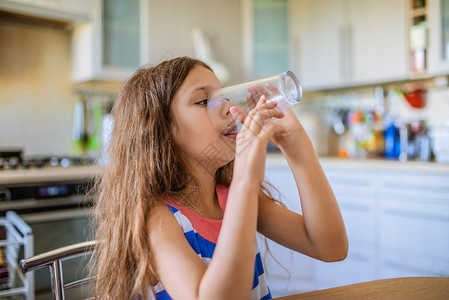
[171,65,236,175]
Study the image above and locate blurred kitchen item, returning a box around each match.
[192,28,230,84]
[86,101,103,152]
[395,120,432,162]
[72,95,88,154]
[409,21,428,73]
[0,149,23,170]
[0,155,94,171]
[384,120,400,159]
[396,87,426,109]
[374,86,386,116]
[331,108,348,135]
[411,120,431,161]
[99,102,114,166]
[430,124,449,163]
[399,123,409,162]
[404,88,426,109]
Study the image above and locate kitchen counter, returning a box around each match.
[0,165,101,185]
[266,153,449,174]
[2,155,448,185]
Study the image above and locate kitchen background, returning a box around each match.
[1,0,449,299]
[1,0,449,162]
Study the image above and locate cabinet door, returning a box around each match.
[314,168,377,288]
[324,168,377,247]
[264,168,315,295]
[427,0,449,74]
[253,0,290,78]
[379,173,449,277]
[290,0,347,90]
[102,0,142,71]
[72,0,149,82]
[349,0,408,83]
[0,0,90,22]
[313,244,376,289]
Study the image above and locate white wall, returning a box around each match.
[0,21,74,156]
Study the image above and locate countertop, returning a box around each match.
[1,155,448,185]
[266,153,449,174]
[0,165,100,185]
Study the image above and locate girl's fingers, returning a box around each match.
[246,99,284,135]
[248,108,283,134]
[265,83,281,96]
[229,106,246,123]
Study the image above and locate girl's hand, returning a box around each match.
[246,84,306,151]
[229,96,284,187]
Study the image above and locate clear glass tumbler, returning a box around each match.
[207,71,302,135]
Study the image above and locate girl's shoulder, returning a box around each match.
[148,202,183,237]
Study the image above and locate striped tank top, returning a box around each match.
[152,184,271,300]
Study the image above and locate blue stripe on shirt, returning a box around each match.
[253,252,265,288]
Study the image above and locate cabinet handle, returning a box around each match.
[339,24,354,81]
[339,26,348,79]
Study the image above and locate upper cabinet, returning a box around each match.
[290,0,347,89]
[0,0,90,22]
[290,0,408,90]
[427,0,449,75]
[350,0,408,84]
[72,0,149,82]
[252,0,290,78]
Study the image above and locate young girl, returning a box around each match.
[91,56,348,299]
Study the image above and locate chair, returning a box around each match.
[19,240,96,300]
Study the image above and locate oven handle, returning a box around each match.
[20,207,91,223]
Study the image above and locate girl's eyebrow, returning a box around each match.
[191,84,224,93]
[192,85,212,93]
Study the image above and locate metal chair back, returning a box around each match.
[20,241,96,300]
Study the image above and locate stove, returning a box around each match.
[0,149,95,170]
[0,149,98,298]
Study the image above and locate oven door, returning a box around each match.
[19,207,91,299]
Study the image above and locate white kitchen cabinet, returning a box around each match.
[252,0,290,78]
[265,156,449,293]
[72,0,149,82]
[264,167,316,296]
[242,0,290,80]
[349,0,408,84]
[313,244,376,289]
[427,0,449,75]
[379,172,449,277]
[0,0,90,22]
[290,0,408,90]
[314,168,378,288]
[290,0,347,90]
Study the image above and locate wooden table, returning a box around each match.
[275,277,449,299]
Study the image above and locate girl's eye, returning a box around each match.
[195,99,208,105]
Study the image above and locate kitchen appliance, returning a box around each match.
[0,163,97,299]
[0,149,96,171]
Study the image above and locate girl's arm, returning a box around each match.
[149,98,281,300]
[258,108,348,262]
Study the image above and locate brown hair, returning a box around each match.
[89,56,278,299]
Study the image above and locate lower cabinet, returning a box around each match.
[312,244,376,289]
[264,161,449,297]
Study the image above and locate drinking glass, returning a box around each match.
[207,71,302,135]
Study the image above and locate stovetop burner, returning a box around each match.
[0,149,95,170]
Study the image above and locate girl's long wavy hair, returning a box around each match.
[89,56,280,299]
